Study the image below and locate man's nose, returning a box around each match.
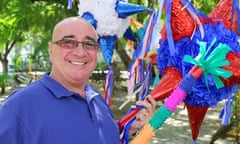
[73,43,87,55]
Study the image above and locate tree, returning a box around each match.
[0,0,219,87]
[0,0,78,93]
[0,0,77,73]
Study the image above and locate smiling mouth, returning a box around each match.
[70,61,86,66]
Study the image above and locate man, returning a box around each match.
[0,17,155,144]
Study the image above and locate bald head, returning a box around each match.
[48,16,99,89]
[52,17,98,41]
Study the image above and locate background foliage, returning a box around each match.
[0,0,219,93]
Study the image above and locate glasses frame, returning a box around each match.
[52,38,100,51]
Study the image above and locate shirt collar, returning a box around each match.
[85,85,100,102]
[39,73,101,101]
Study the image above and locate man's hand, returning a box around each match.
[129,95,156,136]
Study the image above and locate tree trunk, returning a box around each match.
[115,41,131,69]
[1,59,8,94]
[2,59,8,73]
[0,40,15,94]
[1,86,5,94]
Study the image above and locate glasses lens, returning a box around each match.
[82,41,99,50]
[54,38,99,50]
[60,39,78,49]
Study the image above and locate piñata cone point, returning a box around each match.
[185,103,209,141]
[118,67,182,132]
[160,0,195,41]
[150,66,182,101]
[99,36,117,66]
[209,0,238,32]
[116,1,150,18]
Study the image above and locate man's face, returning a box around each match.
[49,18,99,84]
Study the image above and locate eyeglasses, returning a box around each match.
[52,38,99,51]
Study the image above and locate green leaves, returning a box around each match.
[0,0,78,72]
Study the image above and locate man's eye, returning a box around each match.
[84,41,96,46]
[62,40,74,44]
[62,40,76,48]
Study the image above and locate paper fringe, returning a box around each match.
[104,67,114,106]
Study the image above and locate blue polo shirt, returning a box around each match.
[0,73,119,144]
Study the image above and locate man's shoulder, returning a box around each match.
[1,80,45,108]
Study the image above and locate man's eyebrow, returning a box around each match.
[62,35,75,39]
[61,35,97,41]
[86,36,97,42]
